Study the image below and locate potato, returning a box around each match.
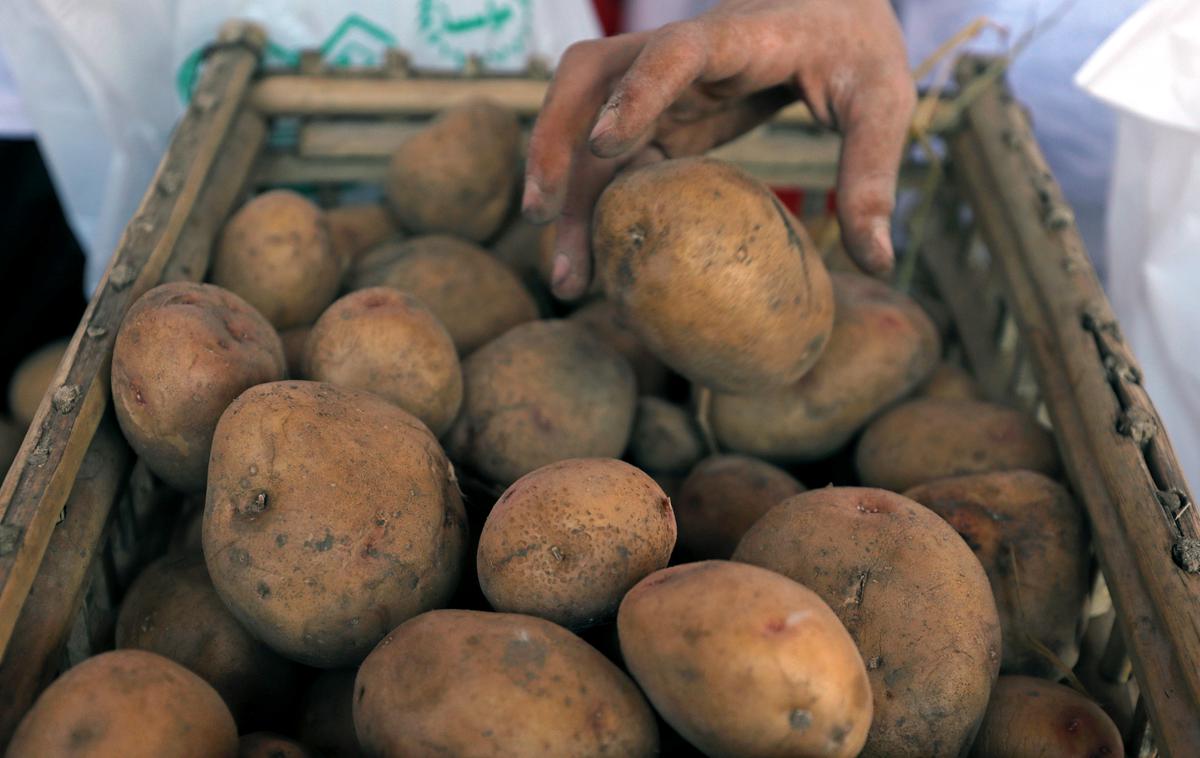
[970,676,1123,757]
[203,381,467,667]
[7,649,237,757]
[628,397,704,475]
[325,204,397,271]
[305,288,462,436]
[592,157,834,393]
[856,398,1060,492]
[354,609,658,757]
[675,454,806,560]
[8,338,68,427]
[905,471,1089,676]
[212,190,340,329]
[238,733,313,758]
[350,235,538,354]
[278,326,311,379]
[446,321,636,485]
[734,487,1002,757]
[917,361,983,401]
[347,240,407,289]
[711,272,940,462]
[477,458,675,628]
[297,669,361,758]
[568,299,670,395]
[115,553,299,726]
[111,282,286,491]
[386,99,519,242]
[619,561,872,757]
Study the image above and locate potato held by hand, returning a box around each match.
[592,157,834,393]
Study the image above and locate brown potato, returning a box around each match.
[115,553,300,726]
[856,398,1060,492]
[325,204,398,271]
[619,561,872,757]
[354,609,658,757]
[734,487,1002,757]
[278,326,311,379]
[112,282,286,491]
[711,272,940,462]
[203,381,467,667]
[628,397,704,475]
[8,338,68,427]
[446,320,636,485]
[212,190,340,329]
[238,733,313,758]
[592,157,834,393]
[970,676,1123,757]
[568,299,670,395]
[7,649,237,757]
[917,361,983,401]
[477,458,675,629]
[386,99,519,242]
[675,454,806,560]
[349,235,538,354]
[346,239,407,289]
[306,288,462,436]
[297,669,361,758]
[905,471,1089,676]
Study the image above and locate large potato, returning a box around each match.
[675,454,806,560]
[350,235,538,354]
[905,471,1089,676]
[627,397,704,475]
[970,676,1123,757]
[856,398,1060,492]
[354,609,658,757]
[115,553,299,726]
[734,487,1002,757]
[111,282,285,492]
[446,320,636,485]
[297,669,360,758]
[477,458,675,629]
[917,361,983,401]
[7,650,237,757]
[567,299,670,395]
[8,338,68,427]
[619,561,872,757]
[212,190,340,329]
[592,157,834,393]
[306,288,462,436]
[203,381,467,667]
[325,204,398,271]
[386,99,519,242]
[711,272,940,462]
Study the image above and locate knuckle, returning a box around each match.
[560,39,599,68]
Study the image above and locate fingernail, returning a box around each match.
[589,107,617,145]
[872,222,892,257]
[521,180,542,215]
[550,254,571,290]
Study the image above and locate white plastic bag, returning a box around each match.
[0,0,601,293]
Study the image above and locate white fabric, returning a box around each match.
[0,45,33,136]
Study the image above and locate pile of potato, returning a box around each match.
[6,99,1125,758]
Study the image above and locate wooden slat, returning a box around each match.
[0,20,265,659]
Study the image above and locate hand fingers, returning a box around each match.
[655,84,796,157]
[547,148,625,300]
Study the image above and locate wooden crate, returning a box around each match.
[1,21,1197,755]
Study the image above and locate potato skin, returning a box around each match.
[386,99,519,242]
[306,288,463,436]
[202,381,467,667]
[675,454,806,560]
[238,733,313,758]
[734,487,1002,757]
[354,609,658,758]
[917,361,983,401]
[628,397,704,475]
[618,561,872,758]
[477,458,676,629]
[856,398,1060,492]
[8,338,68,427]
[111,282,286,492]
[592,157,834,393]
[447,320,636,486]
[970,676,1123,758]
[711,272,940,462]
[350,235,537,354]
[567,299,670,395]
[297,669,361,758]
[325,204,398,271]
[7,649,238,757]
[212,190,340,329]
[905,471,1089,676]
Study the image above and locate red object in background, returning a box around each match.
[592,0,623,36]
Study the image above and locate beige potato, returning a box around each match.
[856,398,1060,492]
[619,561,872,757]
[8,338,68,427]
[627,397,704,475]
[734,487,1002,757]
[202,381,467,667]
[905,471,1089,676]
[386,99,520,242]
[325,204,398,271]
[568,299,670,395]
[675,454,806,560]
[354,609,658,758]
[477,458,676,628]
[238,733,313,758]
[297,669,361,758]
[711,272,940,462]
[7,650,237,757]
[212,190,340,329]
[970,676,1123,757]
[592,157,834,393]
[111,282,286,491]
[917,361,984,401]
[447,320,636,485]
[278,326,311,379]
[305,288,462,436]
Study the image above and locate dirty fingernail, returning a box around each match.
[522,180,543,215]
[589,108,618,145]
[550,254,571,289]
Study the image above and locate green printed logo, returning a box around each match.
[418,0,531,66]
